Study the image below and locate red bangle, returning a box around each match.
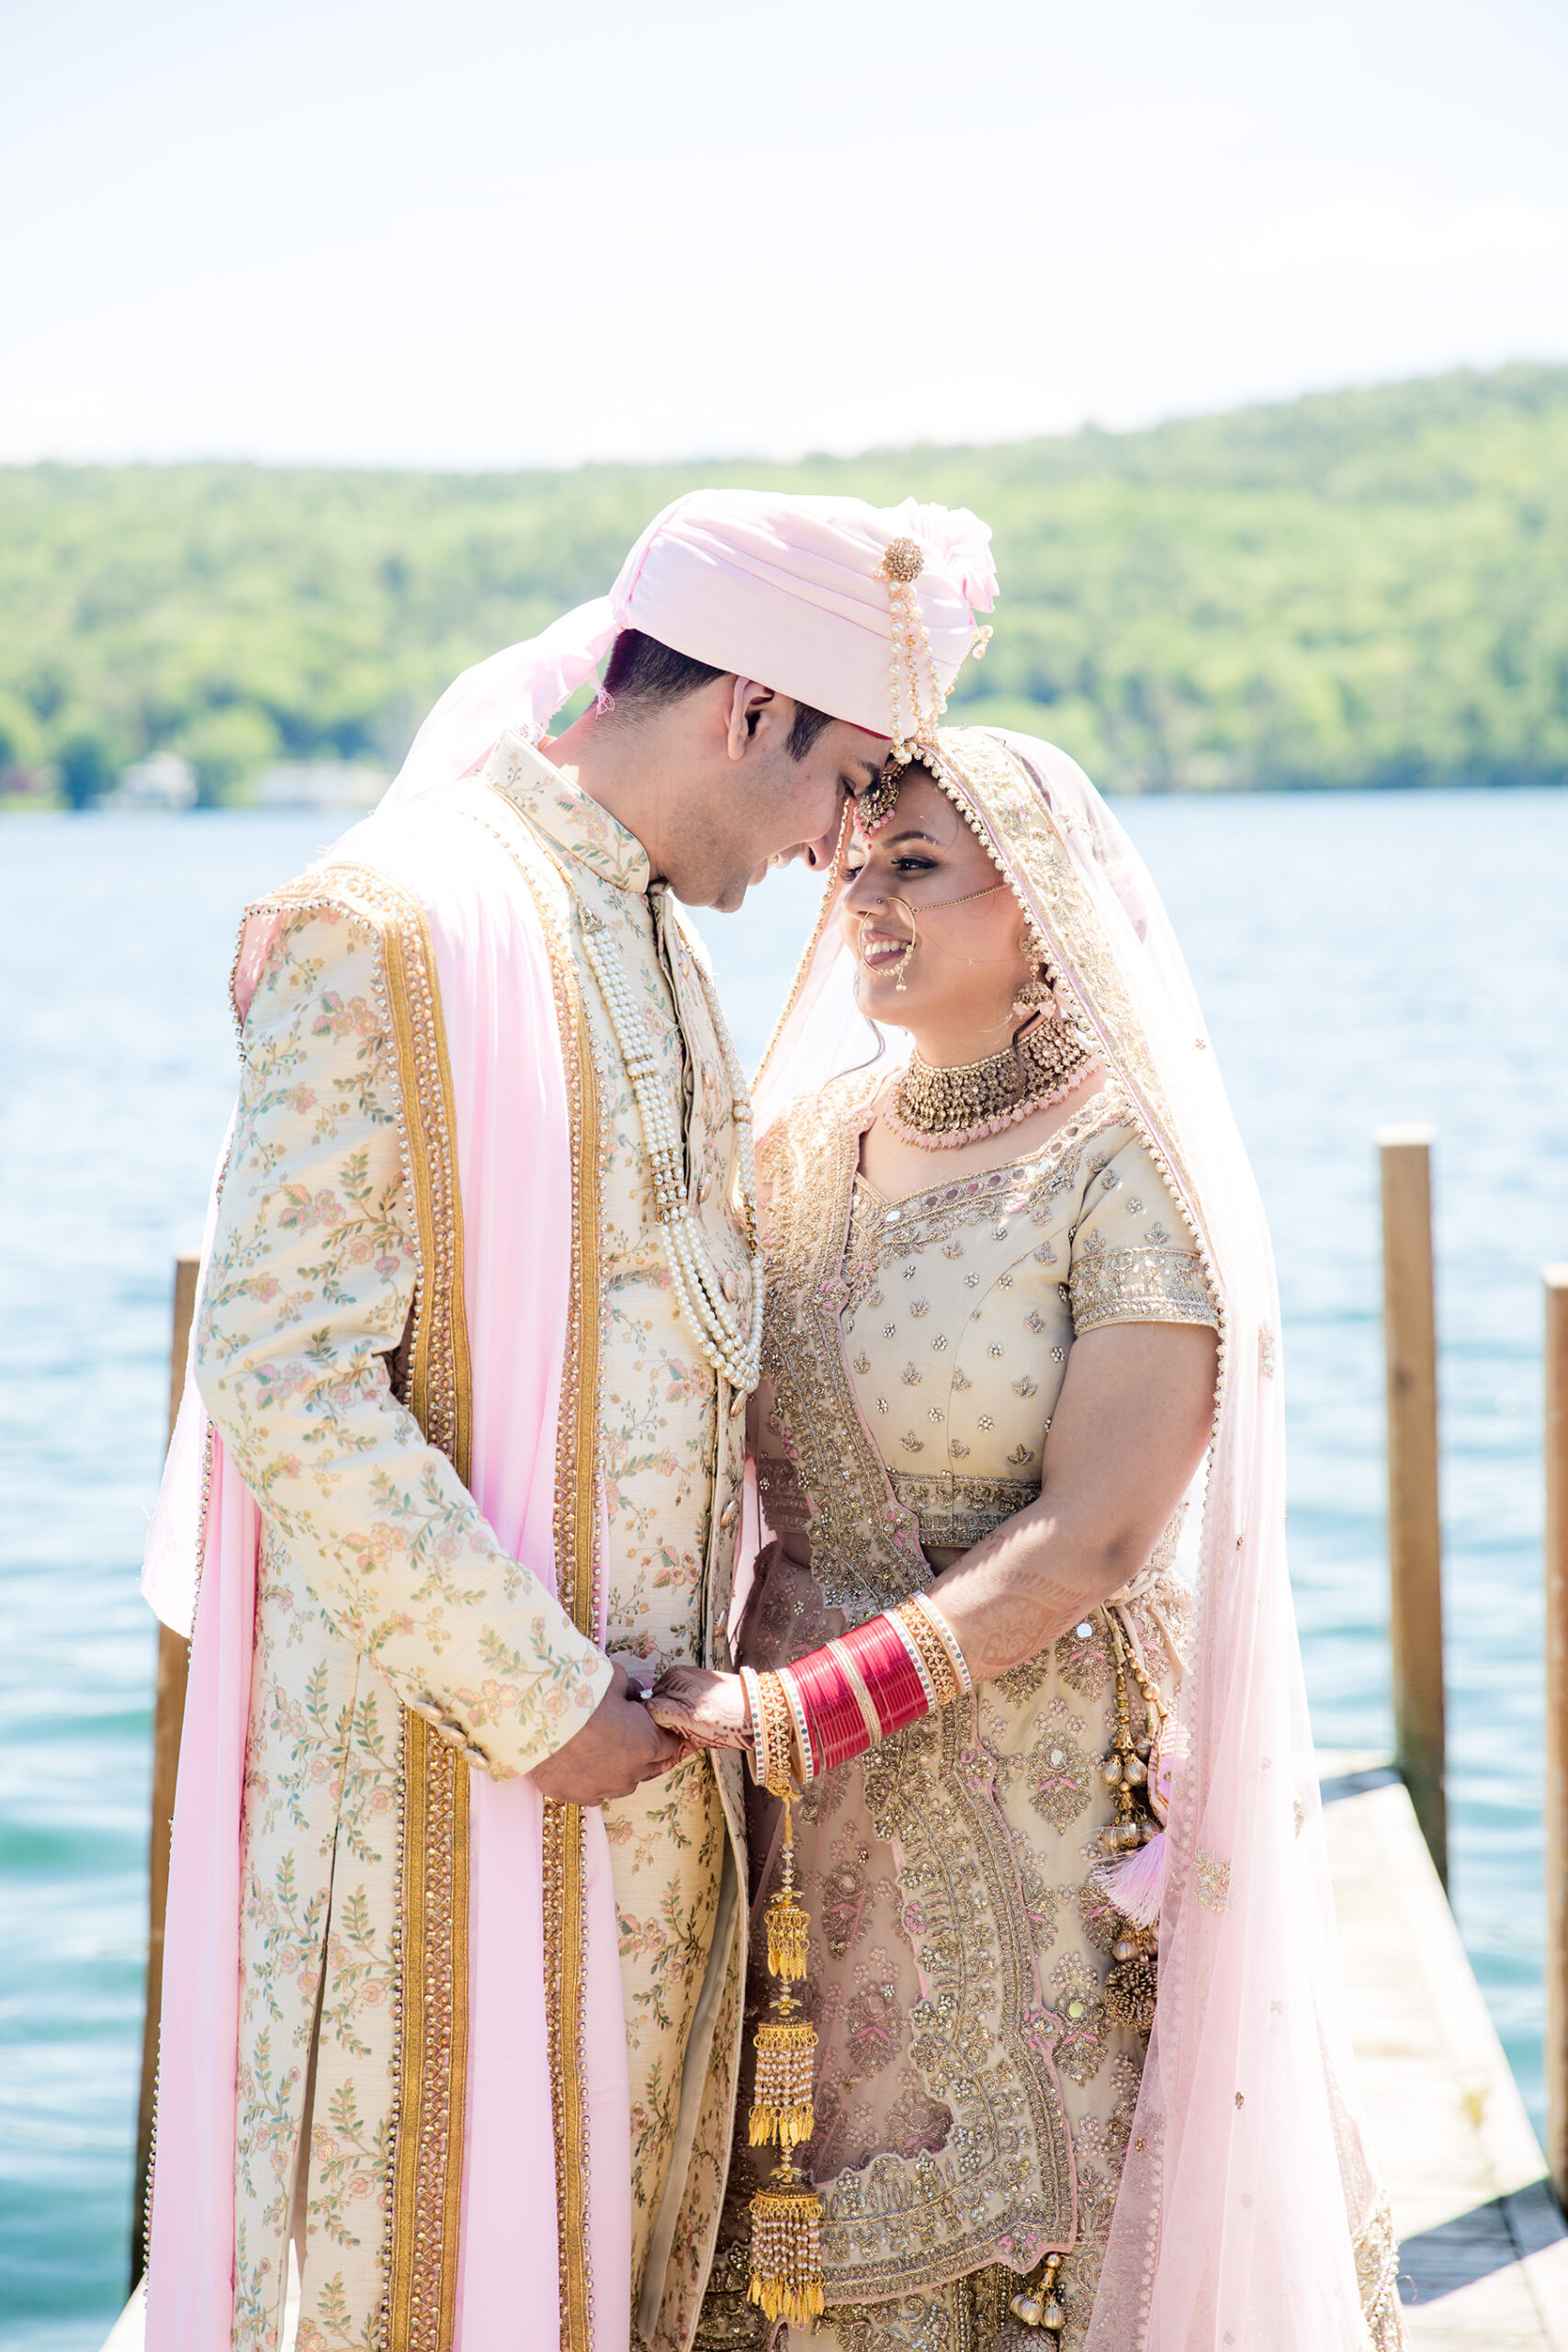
[784,1611,938,1778]
[786,1647,863,1777]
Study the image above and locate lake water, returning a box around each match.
[3,787,1564,2346]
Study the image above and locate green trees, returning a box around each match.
[2,363,1564,802]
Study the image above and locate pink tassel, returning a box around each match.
[1094,1829,1168,1929]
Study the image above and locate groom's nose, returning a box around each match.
[796,819,843,871]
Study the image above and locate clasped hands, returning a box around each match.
[526,1657,752,1807]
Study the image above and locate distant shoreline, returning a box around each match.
[4,362,1565,806]
[6,774,1566,820]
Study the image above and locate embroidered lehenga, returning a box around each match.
[698,728,1404,2351]
[697,1082,1217,2352]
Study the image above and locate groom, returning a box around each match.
[143,490,996,2352]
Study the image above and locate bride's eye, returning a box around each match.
[891,854,938,874]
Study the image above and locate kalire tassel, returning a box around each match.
[749,2016,817,2152]
[765,1870,810,1982]
[748,1792,827,2324]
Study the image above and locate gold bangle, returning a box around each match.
[917,1590,974,1695]
[752,1670,796,1797]
[775,1663,816,1784]
[893,1593,972,1706]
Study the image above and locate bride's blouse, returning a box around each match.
[756,1082,1218,1561]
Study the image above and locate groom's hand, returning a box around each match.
[528,1661,683,1805]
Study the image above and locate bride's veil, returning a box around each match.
[751,726,1398,2350]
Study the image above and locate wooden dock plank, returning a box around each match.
[1320,1756,1568,2347]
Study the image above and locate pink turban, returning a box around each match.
[383,489,997,808]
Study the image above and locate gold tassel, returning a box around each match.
[748,1788,827,2322]
[748,2163,828,2324]
[765,1883,811,1981]
[749,2017,818,2149]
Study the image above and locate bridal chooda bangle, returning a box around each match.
[746,1592,971,1791]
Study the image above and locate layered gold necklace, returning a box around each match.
[883,1011,1100,1150]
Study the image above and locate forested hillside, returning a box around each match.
[3,364,1565,801]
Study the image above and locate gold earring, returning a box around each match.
[1013,925,1058,1020]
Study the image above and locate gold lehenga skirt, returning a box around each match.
[694,1544,1188,2352]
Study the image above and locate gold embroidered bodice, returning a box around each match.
[755,1079,1217,1574]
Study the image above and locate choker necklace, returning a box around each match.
[883,1013,1100,1150]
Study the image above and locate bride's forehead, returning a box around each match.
[886,771,962,838]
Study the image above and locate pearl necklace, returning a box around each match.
[575,905,764,1393]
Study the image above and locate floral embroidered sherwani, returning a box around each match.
[194,736,749,2352]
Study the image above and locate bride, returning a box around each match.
[654,728,1404,2351]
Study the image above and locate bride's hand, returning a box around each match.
[646,1665,752,1752]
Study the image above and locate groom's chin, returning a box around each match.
[706,863,770,914]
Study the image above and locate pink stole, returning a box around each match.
[145,797,631,2350]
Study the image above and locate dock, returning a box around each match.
[1323,1752,1568,2346]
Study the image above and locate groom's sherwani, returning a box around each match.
[189,737,750,2350]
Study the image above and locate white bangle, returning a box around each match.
[739,1665,763,1761]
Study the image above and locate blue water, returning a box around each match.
[2,789,1564,2346]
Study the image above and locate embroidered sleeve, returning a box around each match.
[194,905,612,1777]
[1067,1132,1219,1336]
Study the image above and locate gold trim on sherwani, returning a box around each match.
[464,741,757,2351]
[540,982,604,2352]
[378,876,473,2352]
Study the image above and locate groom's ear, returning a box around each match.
[724,676,783,762]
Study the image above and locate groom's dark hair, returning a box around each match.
[601,628,835,760]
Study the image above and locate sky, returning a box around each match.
[3,0,1566,469]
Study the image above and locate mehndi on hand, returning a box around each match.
[645,1665,753,1751]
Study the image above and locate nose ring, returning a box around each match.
[858,896,918,992]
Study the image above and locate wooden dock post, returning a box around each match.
[130,1252,200,2288]
[1377,1127,1449,1887]
[1546,1267,1568,2210]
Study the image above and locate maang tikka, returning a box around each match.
[874,535,993,770]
